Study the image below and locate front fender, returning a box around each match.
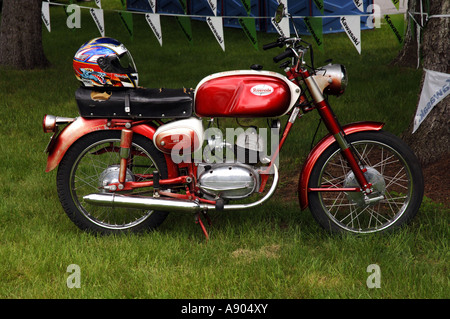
[45,118,177,176]
[298,121,384,210]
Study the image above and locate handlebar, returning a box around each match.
[263,37,313,68]
[273,49,295,63]
[262,41,284,50]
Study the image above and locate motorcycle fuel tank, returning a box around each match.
[194,70,301,118]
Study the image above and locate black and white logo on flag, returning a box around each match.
[413,69,450,133]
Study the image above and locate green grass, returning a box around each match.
[0,4,448,299]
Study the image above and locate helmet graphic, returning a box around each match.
[73,37,138,88]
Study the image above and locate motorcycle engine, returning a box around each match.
[197,126,272,199]
[197,163,259,199]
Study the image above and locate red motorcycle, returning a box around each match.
[42,6,423,237]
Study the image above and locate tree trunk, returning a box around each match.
[390,0,419,68]
[0,0,49,69]
[398,0,450,166]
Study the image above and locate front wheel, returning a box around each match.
[307,131,424,234]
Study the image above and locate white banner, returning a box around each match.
[413,69,450,133]
[95,0,101,9]
[147,0,156,13]
[340,15,361,54]
[207,0,217,16]
[206,16,225,51]
[90,8,105,37]
[145,13,162,46]
[41,1,51,32]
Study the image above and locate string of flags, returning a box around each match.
[41,0,407,54]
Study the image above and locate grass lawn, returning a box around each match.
[0,2,448,301]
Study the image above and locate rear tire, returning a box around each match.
[57,130,169,234]
[307,131,424,234]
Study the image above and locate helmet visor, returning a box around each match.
[99,51,137,74]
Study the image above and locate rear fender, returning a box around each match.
[45,117,178,178]
[298,121,385,210]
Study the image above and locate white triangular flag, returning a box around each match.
[206,16,225,51]
[90,8,105,37]
[271,0,289,37]
[352,0,364,12]
[207,0,217,16]
[340,15,361,54]
[271,17,290,37]
[145,13,163,46]
[413,69,450,133]
[147,0,156,13]
[95,0,101,9]
[41,1,51,32]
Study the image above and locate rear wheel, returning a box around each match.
[57,130,169,234]
[307,131,424,234]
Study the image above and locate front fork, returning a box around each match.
[304,75,373,194]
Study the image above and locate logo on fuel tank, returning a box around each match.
[250,84,274,96]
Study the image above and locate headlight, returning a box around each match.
[316,64,347,96]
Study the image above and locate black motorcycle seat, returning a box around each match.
[75,87,193,119]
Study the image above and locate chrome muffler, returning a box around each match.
[83,193,212,213]
[83,165,279,213]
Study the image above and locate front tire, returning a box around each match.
[57,130,169,234]
[307,131,424,234]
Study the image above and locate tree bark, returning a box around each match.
[397,0,450,166]
[0,0,49,69]
[390,0,419,68]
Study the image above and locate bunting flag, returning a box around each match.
[240,0,252,16]
[313,0,324,15]
[148,0,156,13]
[390,0,400,10]
[238,17,258,51]
[145,13,162,46]
[119,11,134,38]
[340,15,361,54]
[177,0,193,44]
[384,14,404,44]
[90,7,105,37]
[271,0,289,38]
[206,16,225,51]
[95,0,101,9]
[176,16,193,44]
[303,17,323,51]
[271,16,289,38]
[207,0,217,16]
[119,0,133,38]
[352,0,364,12]
[41,1,51,32]
[413,69,450,133]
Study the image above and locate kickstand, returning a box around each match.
[195,211,212,242]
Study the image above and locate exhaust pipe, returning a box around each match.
[83,164,279,212]
[83,193,212,213]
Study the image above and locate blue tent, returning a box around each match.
[126,0,374,34]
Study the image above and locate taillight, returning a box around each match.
[42,115,75,133]
[43,115,57,133]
